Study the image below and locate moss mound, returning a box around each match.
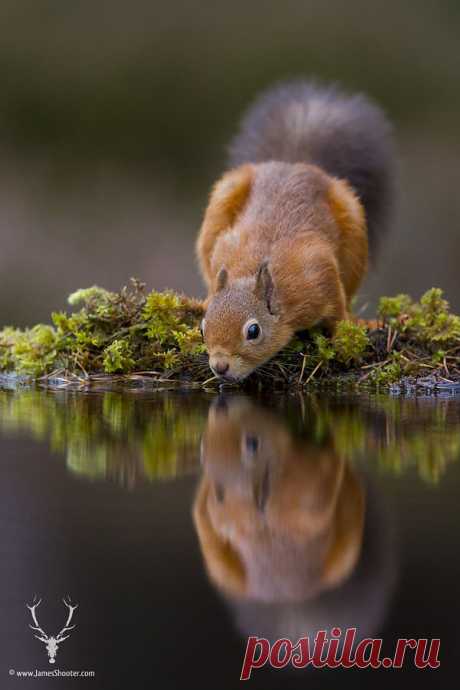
[1,280,460,392]
[0,280,207,384]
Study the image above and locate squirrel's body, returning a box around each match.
[197,81,393,380]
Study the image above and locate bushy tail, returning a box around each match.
[228,80,394,256]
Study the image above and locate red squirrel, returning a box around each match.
[196,81,393,380]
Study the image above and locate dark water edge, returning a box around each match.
[0,388,459,689]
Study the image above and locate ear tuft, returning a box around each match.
[255,261,278,315]
[216,266,228,292]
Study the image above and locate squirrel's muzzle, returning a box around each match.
[210,357,230,378]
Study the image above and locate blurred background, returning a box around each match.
[0,0,459,326]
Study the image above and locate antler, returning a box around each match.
[26,597,49,642]
[55,597,78,642]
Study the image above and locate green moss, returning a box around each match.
[0,324,59,376]
[378,287,460,345]
[103,339,135,373]
[313,333,336,364]
[333,321,369,364]
[378,293,413,322]
[0,279,205,382]
[1,283,460,391]
[67,286,114,308]
[369,358,402,386]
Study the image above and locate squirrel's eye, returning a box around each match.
[245,434,259,453]
[246,322,260,340]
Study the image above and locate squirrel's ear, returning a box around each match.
[255,261,279,315]
[196,165,254,287]
[215,266,228,292]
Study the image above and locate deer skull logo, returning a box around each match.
[26,596,78,664]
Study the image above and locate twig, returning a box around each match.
[298,354,307,384]
[201,375,219,387]
[443,356,450,377]
[305,360,322,384]
[361,359,390,370]
[386,326,392,353]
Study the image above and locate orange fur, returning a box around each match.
[196,160,369,379]
[196,164,254,289]
[327,178,368,300]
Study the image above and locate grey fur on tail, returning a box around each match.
[228,81,394,256]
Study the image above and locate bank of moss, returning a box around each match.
[1,280,460,392]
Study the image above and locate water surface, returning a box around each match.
[0,389,459,688]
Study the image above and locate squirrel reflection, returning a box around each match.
[193,396,365,603]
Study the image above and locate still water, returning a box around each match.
[0,388,459,688]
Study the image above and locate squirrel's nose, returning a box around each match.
[213,361,229,376]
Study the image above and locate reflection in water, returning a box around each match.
[1,387,459,652]
[0,388,459,487]
[0,390,206,486]
[193,396,396,643]
[194,397,365,602]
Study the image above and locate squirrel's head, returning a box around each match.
[202,261,293,381]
